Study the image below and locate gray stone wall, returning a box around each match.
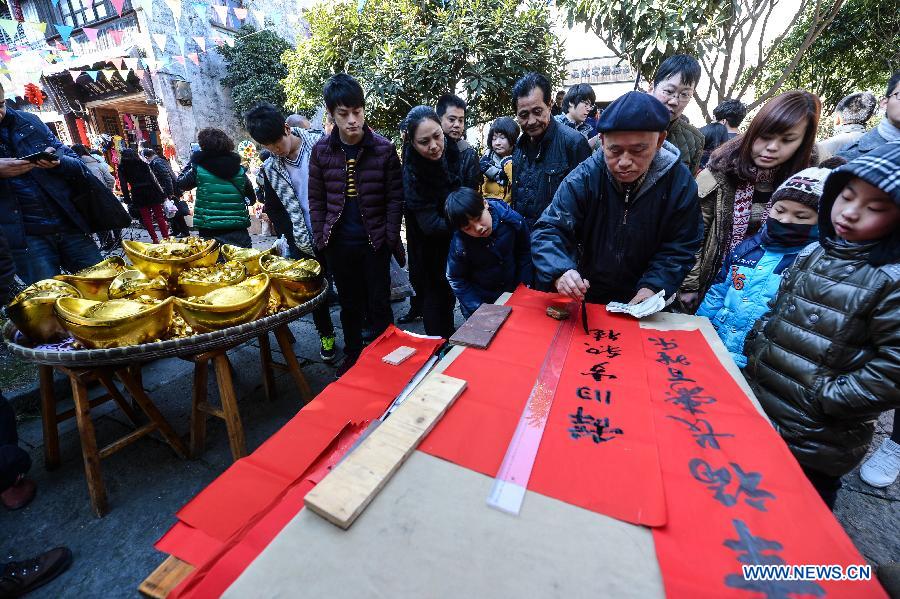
[135,0,304,163]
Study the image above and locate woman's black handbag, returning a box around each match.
[74,166,132,232]
[175,197,191,217]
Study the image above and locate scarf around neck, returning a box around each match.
[731,166,775,251]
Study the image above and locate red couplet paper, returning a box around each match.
[642,330,887,598]
[528,303,666,526]
[421,289,666,526]
[155,326,443,597]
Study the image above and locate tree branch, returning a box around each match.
[747,0,844,110]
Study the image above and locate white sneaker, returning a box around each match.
[859,438,900,488]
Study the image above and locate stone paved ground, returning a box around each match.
[1,231,897,597]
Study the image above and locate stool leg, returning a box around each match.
[71,373,108,517]
[190,359,209,458]
[117,369,188,459]
[273,325,312,402]
[258,334,276,402]
[97,371,141,427]
[39,366,60,471]
[213,353,246,460]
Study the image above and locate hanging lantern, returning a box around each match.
[24,83,44,109]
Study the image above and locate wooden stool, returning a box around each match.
[39,364,188,518]
[187,324,312,461]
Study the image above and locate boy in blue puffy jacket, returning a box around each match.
[697,167,830,367]
[445,188,533,318]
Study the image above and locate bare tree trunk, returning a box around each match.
[694,0,843,118]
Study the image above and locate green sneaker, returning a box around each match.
[319,335,337,363]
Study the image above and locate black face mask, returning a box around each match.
[764,217,819,246]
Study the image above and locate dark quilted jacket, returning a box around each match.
[308,127,404,257]
[743,144,900,477]
[667,117,704,174]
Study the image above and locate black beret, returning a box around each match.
[597,91,670,133]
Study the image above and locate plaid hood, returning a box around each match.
[819,141,900,265]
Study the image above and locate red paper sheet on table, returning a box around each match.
[420,288,666,526]
[168,423,366,599]
[155,326,442,594]
[642,330,887,598]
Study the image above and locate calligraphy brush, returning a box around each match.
[581,300,589,334]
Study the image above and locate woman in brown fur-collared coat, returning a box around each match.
[677,91,821,311]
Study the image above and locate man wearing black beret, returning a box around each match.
[531,91,703,305]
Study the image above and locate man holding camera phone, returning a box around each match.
[0,84,101,283]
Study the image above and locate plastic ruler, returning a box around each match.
[487,301,578,515]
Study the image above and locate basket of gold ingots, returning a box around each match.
[2,238,327,367]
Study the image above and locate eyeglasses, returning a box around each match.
[657,88,694,103]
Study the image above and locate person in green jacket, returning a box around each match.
[177,127,254,248]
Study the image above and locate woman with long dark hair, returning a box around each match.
[678,90,821,309]
[401,105,480,338]
[118,148,169,243]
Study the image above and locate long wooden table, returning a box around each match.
[140,298,762,597]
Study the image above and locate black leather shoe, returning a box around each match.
[397,308,422,324]
[0,547,73,598]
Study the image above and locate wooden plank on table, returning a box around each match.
[382,345,417,366]
[139,556,195,598]
[304,373,467,529]
[448,304,512,349]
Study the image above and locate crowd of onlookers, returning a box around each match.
[1,57,899,595]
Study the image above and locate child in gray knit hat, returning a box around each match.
[698,166,830,368]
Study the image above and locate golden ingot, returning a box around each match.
[53,256,127,300]
[108,270,170,300]
[177,261,247,297]
[260,254,323,308]
[220,244,275,275]
[54,297,175,349]
[122,238,219,279]
[6,279,81,343]
[175,274,270,333]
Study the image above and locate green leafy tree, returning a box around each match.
[556,0,845,120]
[755,0,900,113]
[218,25,293,118]
[282,0,566,139]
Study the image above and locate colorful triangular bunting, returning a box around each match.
[109,0,127,15]
[0,20,20,40]
[152,33,167,51]
[212,5,228,23]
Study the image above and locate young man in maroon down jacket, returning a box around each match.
[308,73,405,377]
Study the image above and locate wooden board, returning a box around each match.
[382,345,417,365]
[448,304,512,349]
[304,373,467,529]
[138,556,194,598]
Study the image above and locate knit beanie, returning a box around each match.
[766,167,830,213]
